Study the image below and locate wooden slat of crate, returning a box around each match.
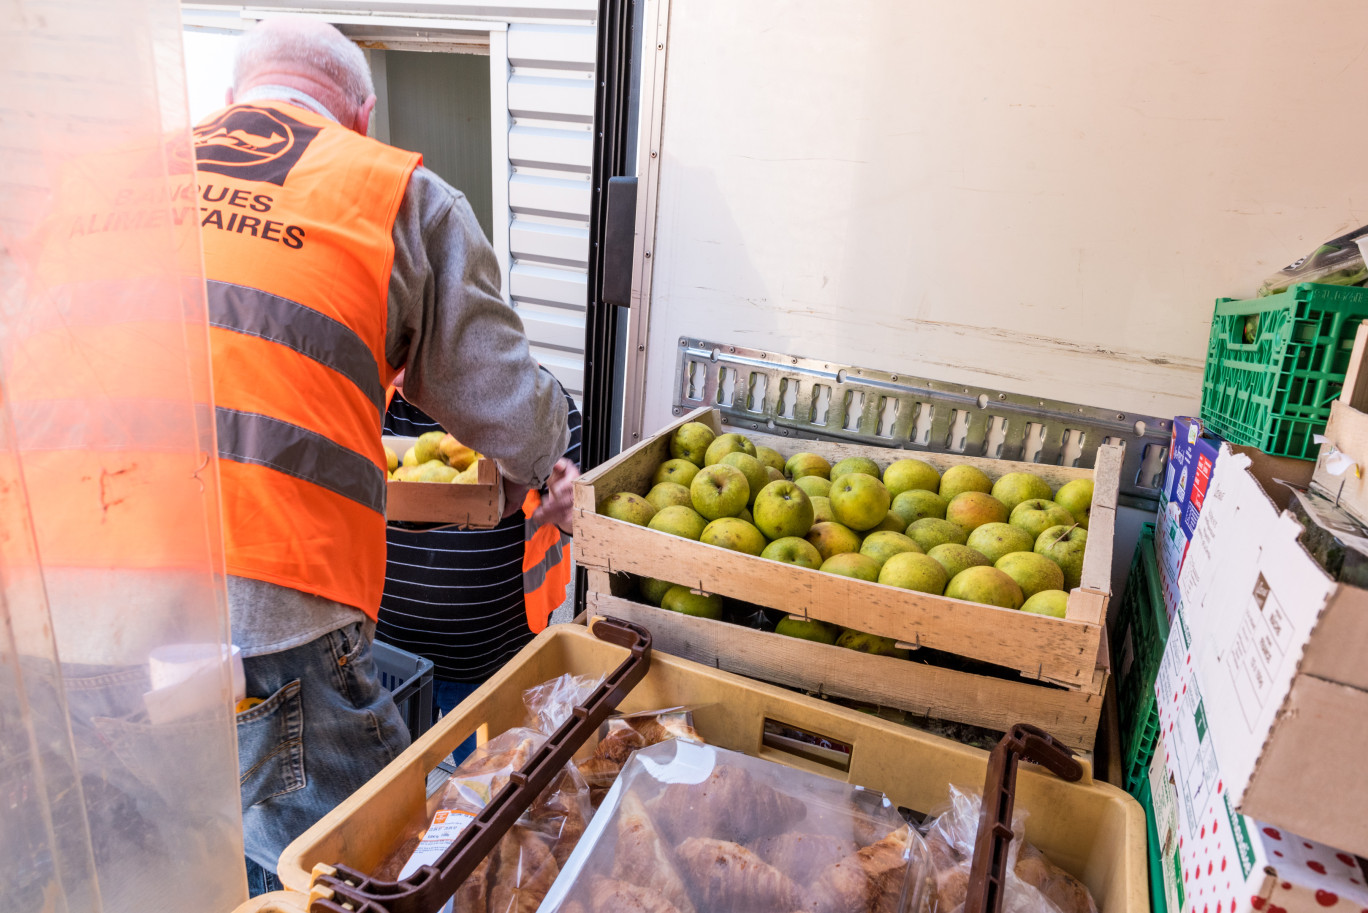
[573,407,1118,685]
[585,589,1107,751]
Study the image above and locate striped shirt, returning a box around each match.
[376,382,582,682]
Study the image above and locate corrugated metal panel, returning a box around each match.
[510,219,588,267]
[510,262,587,310]
[508,74,594,120]
[509,173,590,220]
[504,21,594,396]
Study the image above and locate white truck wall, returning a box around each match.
[636,0,1368,435]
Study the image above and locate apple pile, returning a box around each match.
[599,422,1093,632]
[386,431,484,484]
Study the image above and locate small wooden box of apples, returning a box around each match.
[382,430,505,528]
[573,407,1119,688]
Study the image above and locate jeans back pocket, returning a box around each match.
[236,678,305,807]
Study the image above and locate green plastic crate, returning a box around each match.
[1115,523,1165,796]
[1137,777,1173,913]
[1201,282,1368,459]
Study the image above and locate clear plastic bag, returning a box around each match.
[577,708,703,808]
[1258,225,1368,297]
[543,740,933,913]
[921,785,1097,913]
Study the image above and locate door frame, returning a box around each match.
[181,8,514,302]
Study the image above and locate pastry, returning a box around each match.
[487,827,559,913]
[654,766,806,843]
[591,877,686,913]
[752,833,860,885]
[610,794,696,913]
[675,837,803,913]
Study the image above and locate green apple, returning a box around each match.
[413,460,459,482]
[662,585,724,619]
[871,513,909,533]
[761,536,824,569]
[1054,478,1095,529]
[877,551,948,595]
[1035,524,1088,589]
[836,628,909,659]
[830,472,892,532]
[859,530,923,568]
[810,495,836,524]
[412,430,447,464]
[1009,499,1076,542]
[652,458,700,488]
[753,480,815,540]
[785,452,832,481]
[700,517,767,555]
[889,489,948,527]
[601,491,656,526]
[907,517,968,552]
[990,471,1054,513]
[690,463,750,520]
[774,616,841,644]
[805,521,863,562]
[995,551,1065,599]
[945,565,1025,610]
[638,576,677,606]
[670,422,715,467]
[647,505,708,541]
[830,456,883,481]
[1021,589,1070,618]
[945,491,1009,535]
[720,452,770,507]
[645,481,693,512]
[882,458,942,497]
[965,522,1034,564]
[938,464,993,501]
[737,506,754,524]
[704,432,756,466]
[765,466,786,484]
[754,445,787,474]
[927,543,992,581]
[793,475,832,499]
[820,552,882,582]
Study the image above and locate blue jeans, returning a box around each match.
[239,621,410,893]
[433,678,481,765]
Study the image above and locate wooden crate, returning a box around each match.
[573,407,1119,687]
[383,434,505,528]
[584,572,1108,750]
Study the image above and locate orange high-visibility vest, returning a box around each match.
[522,490,573,633]
[195,102,420,618]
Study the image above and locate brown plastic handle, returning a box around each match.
[962,723,1084,913]
[309,617,653,913]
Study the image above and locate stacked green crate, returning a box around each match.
[1114,523,1166,795]
[1201,282,1368,459]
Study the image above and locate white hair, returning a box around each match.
[234,17,374,107]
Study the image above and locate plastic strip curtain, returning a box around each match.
[0,2,246,911]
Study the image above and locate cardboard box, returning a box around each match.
[1174,448,1368,858]
[1156,418,1223,621]
[382,435,505,528]
[1155,418,1314,622]
[1152,602,1368,913]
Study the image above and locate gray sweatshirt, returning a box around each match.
[227,87,569,655]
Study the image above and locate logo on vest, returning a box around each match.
[193,106,321,186]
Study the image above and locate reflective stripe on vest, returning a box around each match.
[196,101,420,617]
[522,489,573,634]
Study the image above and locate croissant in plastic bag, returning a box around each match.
[920,785,1097,913]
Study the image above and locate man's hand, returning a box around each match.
[529,458,580,534]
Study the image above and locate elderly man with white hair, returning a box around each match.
[191,16,572,893]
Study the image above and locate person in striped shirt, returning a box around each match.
[377,373,581,744]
